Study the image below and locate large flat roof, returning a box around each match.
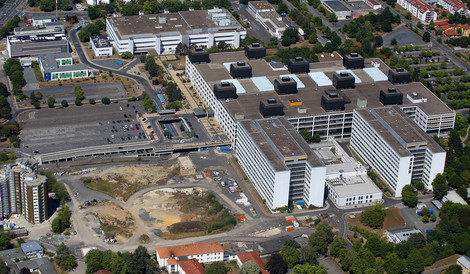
[107,9,244,40]
[239,117,323,172]
[194,52,452,121]
[327,174,382,198]
[324,1,351,12]
[355,106,445,157]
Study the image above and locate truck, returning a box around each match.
[236,215,246,220]
[116,61,124,66]
[74,25,82,31]
[285,215,296,223]
[285,225,294,232]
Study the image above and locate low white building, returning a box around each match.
[156,242,224,272]
[38,53,88,81]
[106,8,246,55]
[86,0,109,5]
[443,190,468,205]
[90,35,113,57]
[351,106,446,197]
[248,1,287,38]
[362,0,382,10]
[236,117,326,210]
[322,1,352,20]
[386,228,422,243]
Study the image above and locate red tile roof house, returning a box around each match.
[236,251,269,273]
[156,242,224,273]
[444,28,460,37]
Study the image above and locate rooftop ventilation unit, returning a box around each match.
[288,57,309,74]
[380,88,403,105]
[343,53,364,69]
[188,47,210,63]
[214,82,237,100]
[388,68,410,84]
[245,43,266,59]
[333,72,355,89]
[260,99,284,117]
[274,77,297,94]
[321,91,345,111]
[230,62,252,78]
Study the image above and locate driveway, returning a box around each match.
[23,68,39,92]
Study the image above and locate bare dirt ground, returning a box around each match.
[346,207,405,237]
[130,187,206,233]
[94,201,136,243]
[84,164,179,201]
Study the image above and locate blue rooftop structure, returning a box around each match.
[363,67,388,82]
[308,72,332,86]
[251,76,274,92]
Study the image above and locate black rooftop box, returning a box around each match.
[188,47,210,63]
[245,43,266,59]
[333,72,355,89]
[288,57,309,74]
[274,76,298,94]
[230,61,252,78]
[260,98,284,117]
[214,81,237,100]
[380,87,403,105]
[343,53,364,69]
[321,91,345,111]
[388,68,410,84]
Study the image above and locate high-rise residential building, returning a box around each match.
[0,158,48,224]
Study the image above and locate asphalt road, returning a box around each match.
[69,29,165,110]
[0,0,26,25]
[231,1,273,45]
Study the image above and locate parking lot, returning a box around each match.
[19,102,147,154]
[383,27,423,46]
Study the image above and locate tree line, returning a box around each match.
[0,16,20,39]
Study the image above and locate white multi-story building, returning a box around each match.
[237,117,326,210]
[106,8,246,55]
[185,49,454,204]
[351,106,446,197]
[247,1,287,38]
[86,0,109,5]
[156,242,224,272]
[90,36,113,57]
[397,0,437,22]
[437,0,468,15]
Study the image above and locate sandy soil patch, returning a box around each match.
[84,164,179,201]
[94,202,135,243]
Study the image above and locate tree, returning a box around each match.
[299,245,317,265]
[293,263,328,274]
[205,261,226,274]
[280,245,299,267]
[405,250,424,274]
[0,83,9,97]
[429,20,435,30]
[281,28,298,47]
[89,98,95,105]
[101,97,111,104]
[121,51,133,59]
[327,13,337,22]
[20,267,30,274]
[330,237,347,257]
[422,31,431,42]
[75,99,82,106]
[309,222,334,254]
[385,252,406,274]
[391,38,398,46]
[241,261,261,274]
[52,204,71,233]
[85,249,103,274]
[55,243,77,271]
[0,258,8,274]
[401,185,418,207]
[217,41,228,49]
[360,205,386,229]
[374,35,383,48]
[277,3,289,14]
[126,246,158,274]
[266,253,288,274]
[175,42,189,55]
[0,96,11,119]
[88,6,103,20]
[284,239,300,248]
[0,232,11,251]
[61,100,69,107]
[432,174,448,199]
[268,37,278,48]
[74,86,84,100]
[446,265,463,274]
